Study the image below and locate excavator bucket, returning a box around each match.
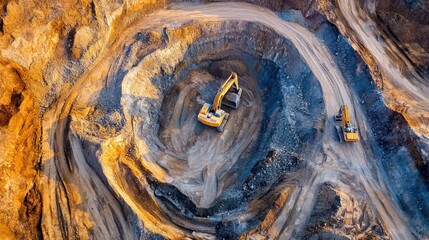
[335,125,344,142]
[334,107,343,121]
[222,88,242,109]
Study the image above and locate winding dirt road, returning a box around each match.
[337,0,429,102]
[336,0,429,137]
[40,2,421,239]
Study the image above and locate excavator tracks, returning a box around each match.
[216,113,230,132]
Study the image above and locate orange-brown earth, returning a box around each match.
[0,0,428,239]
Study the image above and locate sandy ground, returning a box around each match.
[36,2,427,239]
[157,70,262,208]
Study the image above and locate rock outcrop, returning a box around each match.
[1,0,428,239]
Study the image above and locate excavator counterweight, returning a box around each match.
[335,105,359,142]
[197,72,242,132]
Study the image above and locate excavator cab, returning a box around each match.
[197,72,241,132]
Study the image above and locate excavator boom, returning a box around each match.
[212,72,241,111]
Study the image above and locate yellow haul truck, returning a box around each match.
[197,72,242,132]
[335,105,360,142]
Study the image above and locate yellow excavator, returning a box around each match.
[335,105,359,142]
[197,72,242,132]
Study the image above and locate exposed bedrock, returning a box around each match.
[1,0,428,239]
[319,0,429,145]
[0,60,41,238]
[374,0,429,70]
[301,182,388,239]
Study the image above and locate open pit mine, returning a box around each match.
[1,0,428,239]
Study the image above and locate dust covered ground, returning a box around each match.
[0,0,428,239]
